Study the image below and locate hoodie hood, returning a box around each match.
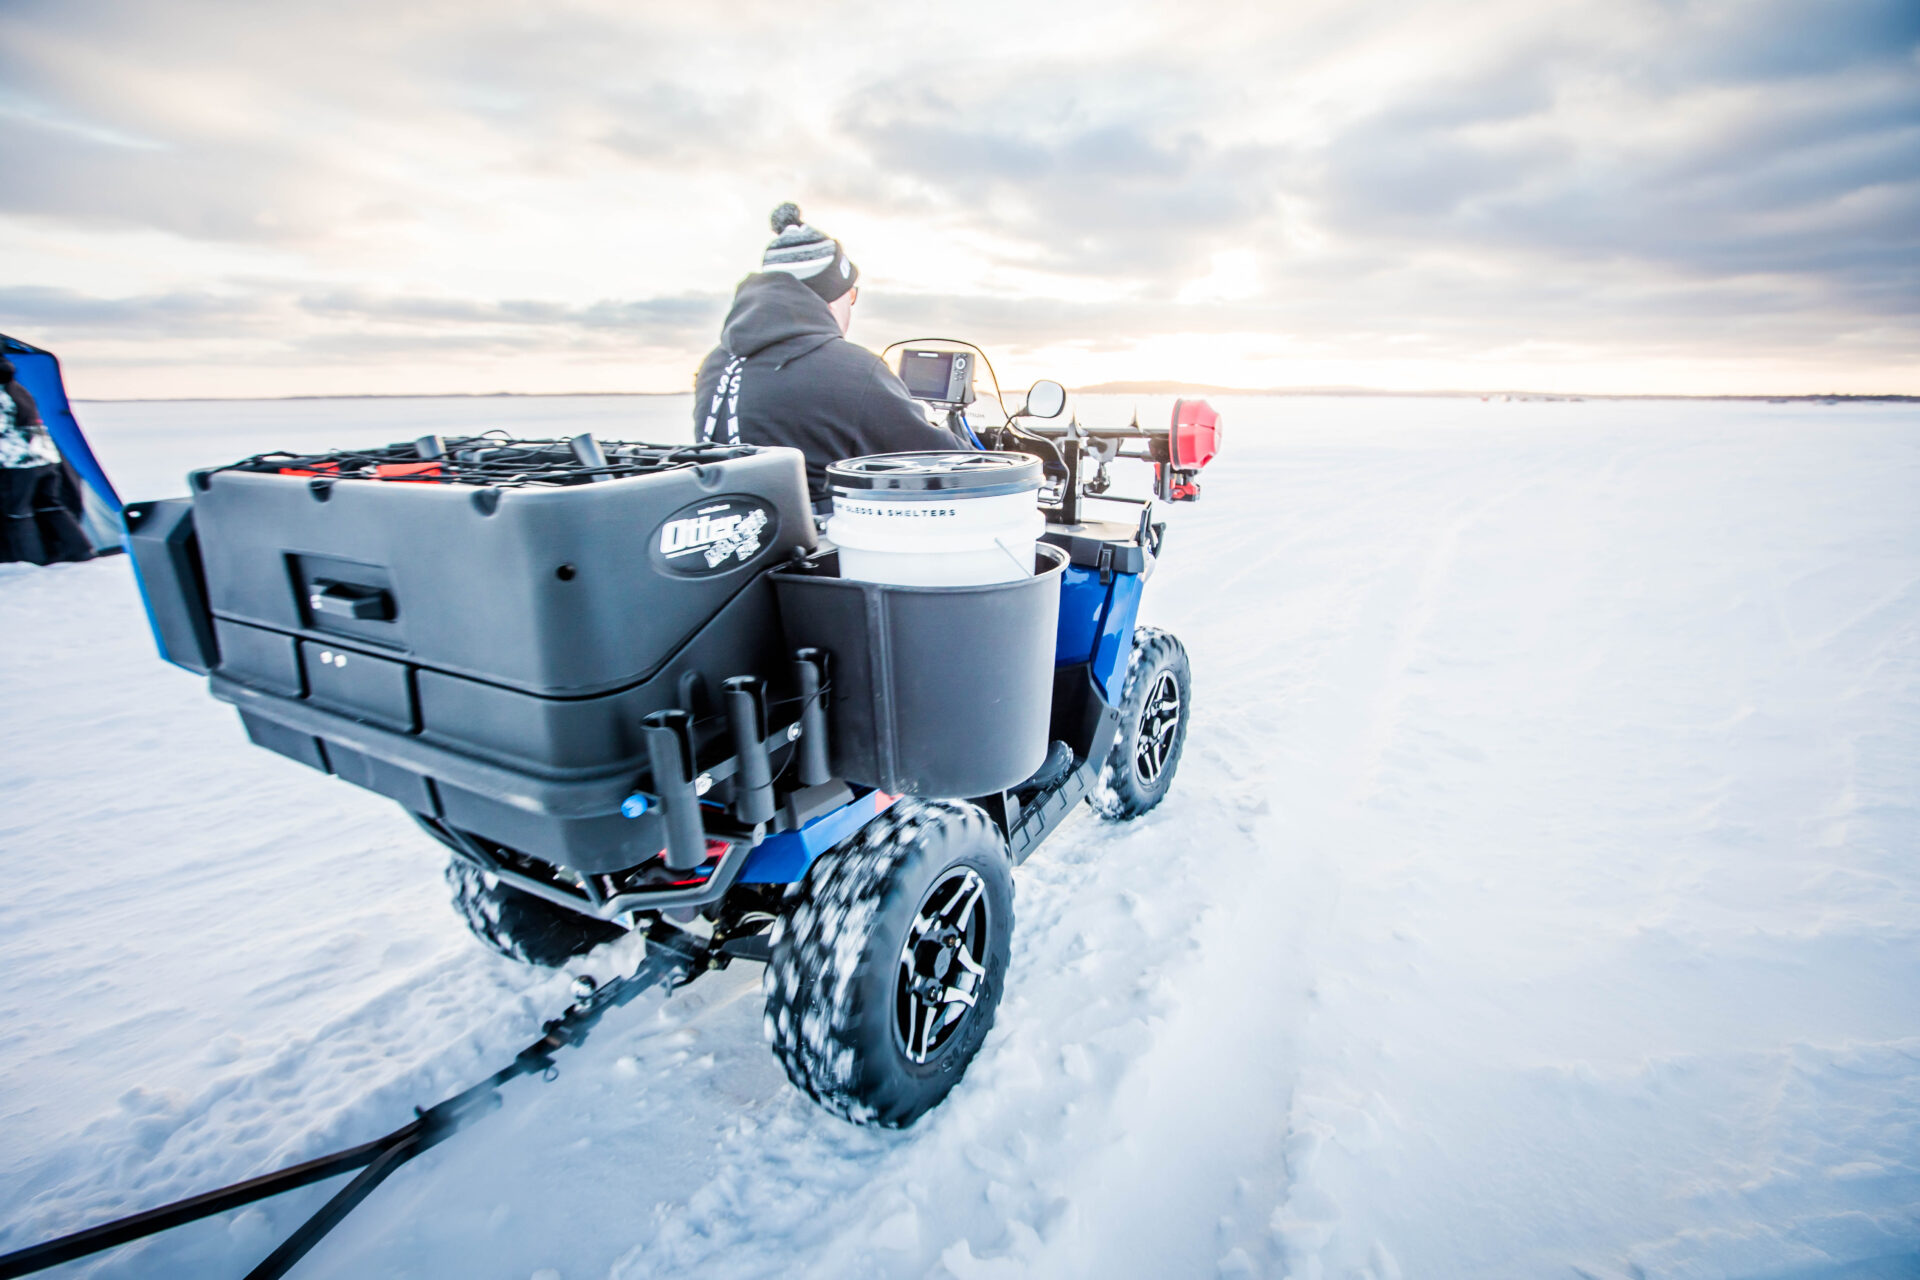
[720,272,843,364]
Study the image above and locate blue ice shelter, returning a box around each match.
[2,333,125,555]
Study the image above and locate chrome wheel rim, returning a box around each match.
[895,867,988,1065]
[1133,670,1182,788]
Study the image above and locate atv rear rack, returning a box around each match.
[0,922,705,1280]
[209,433,758,490]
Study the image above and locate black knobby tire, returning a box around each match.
[1092,626,1191,821]
[444,857,626,968]
[763,799,1014,1127]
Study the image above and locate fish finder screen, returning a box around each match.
[900,350,963,401]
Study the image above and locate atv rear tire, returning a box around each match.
[763,799,1013,1127]
[444,857,625,968]
[1092,626,1191,821]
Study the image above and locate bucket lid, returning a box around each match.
[828,451,1043,497]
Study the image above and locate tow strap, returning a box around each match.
[0,922,703,1280]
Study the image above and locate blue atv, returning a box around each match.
[124,347,1221,1127]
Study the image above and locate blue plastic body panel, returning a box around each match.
[1056,565,1106,666]
[737,790,900,884]
[1091,572,1145,704]
[1058,565,1144,704]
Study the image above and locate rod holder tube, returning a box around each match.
[641,709,705,870]
[793,648,832,787]
[569,432,612,480]
[722,676,775,824]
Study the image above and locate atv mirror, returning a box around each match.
[1022,380,1067,419]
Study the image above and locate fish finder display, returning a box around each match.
[898,349,975,406]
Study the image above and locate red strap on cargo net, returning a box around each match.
[374,462,443,481]
[274,462,444,482]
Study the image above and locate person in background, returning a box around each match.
[0,358,92,564]
[693,202,957,507]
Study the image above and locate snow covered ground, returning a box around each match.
[3,393,1917,1280]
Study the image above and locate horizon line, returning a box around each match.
[72,385,1920,405]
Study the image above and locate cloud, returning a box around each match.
[832,70,1289,284]
[0,2,783,246]
[0,114,367,243]
[1664,0,1920,84]
[1,0,1915,394]
[0,284,274,330]
[1308,0,1920,316]
[2,283,726,370]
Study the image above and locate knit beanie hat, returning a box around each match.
[760,202,858,303]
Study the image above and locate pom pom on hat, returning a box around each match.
[760,202,858,303]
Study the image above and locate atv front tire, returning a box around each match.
[444,857,625,968]
[763,799,1013,1127]
[1091,626,1191,821]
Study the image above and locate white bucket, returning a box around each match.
[826,452,1045,587]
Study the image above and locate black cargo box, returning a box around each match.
[168,440,815,873]
[193,448,813,696]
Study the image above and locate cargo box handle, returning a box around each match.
[309,579,395,622]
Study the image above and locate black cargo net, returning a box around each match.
[210,434,757,489]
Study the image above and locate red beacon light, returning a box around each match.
[1155,398,1221,502]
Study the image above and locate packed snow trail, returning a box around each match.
[1,395,1916,1278]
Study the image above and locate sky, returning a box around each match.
[2,0,1916,399]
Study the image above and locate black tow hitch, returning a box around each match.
[0,922,706,1280]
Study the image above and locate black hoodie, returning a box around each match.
[693,273,956,503]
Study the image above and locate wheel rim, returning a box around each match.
[895,866,989,1065]
[1132,670,1182,788]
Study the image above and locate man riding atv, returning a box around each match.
[693,203,956,505]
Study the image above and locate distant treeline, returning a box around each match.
[1070,383,1919,403]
